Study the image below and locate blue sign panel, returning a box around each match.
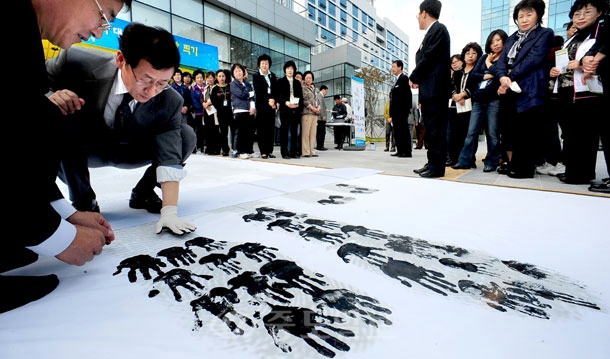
[85,19,218,70]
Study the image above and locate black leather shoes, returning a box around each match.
[559,176,593,185]
[589,178,610,194]
[451,164,470,170]
[483,166,497,173]
[419,169,443,178]
[398,153,412,158]
[413,164,429,174]
[384,148,389,152]
[129,190,162,213]
[0,274,59,313]
[507,171,534,179]
[317,147,328,151]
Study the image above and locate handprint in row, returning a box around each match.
[113,254,167,283]
[191,287,257,335]
[336,183,379,194]
[318,195,354,205]
[185,236,227,252]
[198,252,241,275]
[242,207,303,224]
[338,243,458,296]
[157,246,197,267]
[299,226,345,245]
[149,268,212,302]
[341,225,388,241]
[260,259,327,296]
[228,242,278,263]
[263,304,354,358]
[312,288,392,328]
[228,271,294,304]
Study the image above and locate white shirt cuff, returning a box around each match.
[51,198,77,219]
[26,219,76,257]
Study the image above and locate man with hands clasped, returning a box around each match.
[47,23,197,236]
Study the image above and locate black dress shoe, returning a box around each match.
[384,148,389,152]
[419,169,443,178]
[291,155,301,159]
[507,171,534,179]
[390,147,396,152]
[0,274,59,313]
[413,164,430,174]
[268,154,276,158]
[451,164,470,170]
[129,190,162,214]
[334,146,340,149]
[282,155,291,159]
[445,160,456,167]
[317,147,328,151]
[497,163,509,175]
[483,166,497,173]
[559,176,592,185]
[589,181,610,194]
[397,153,412,158]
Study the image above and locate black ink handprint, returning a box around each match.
[149,268,212,302]
[318,195,354,205]
[185,236,227,252]
[228,271,293,304]
[299,226,345,245]
[303,218,342,231]
[228,242,278,263]
[243,207,300,223]
[338,243,457,296]
[260,259,327,296]
[157,246,197,267]
[312,289,392,327]
[190,287,256,335]
[263,304,354,358]
[198,252,241,275]
[113,254,167,282]
[267,218,304,232]
[336,183,378,194]
[341,225,388,241]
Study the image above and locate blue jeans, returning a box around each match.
[456,99,500,168]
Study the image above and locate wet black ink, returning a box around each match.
[312,288,392,327]
[150,268,211,302]
[157,246,197,267]
[264,304,354,358]
[198,252,241,275]
[260,260,327,296]
[341,225,387,241]
[190,287,256,334]
[113,254,167,282]
[439,258,478,272]
[228,271,293,304]
[318,195,354,205]
[228,242,278,262]
[185,236,227,251]
[336,184,379,194]
[300,226,345,245]
[502,260,547,280]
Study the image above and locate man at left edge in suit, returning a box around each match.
[47,22,197,235]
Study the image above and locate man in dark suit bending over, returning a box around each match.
[47,23,196,235]
[409,0,451,178]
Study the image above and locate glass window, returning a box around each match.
[352,5,358,17]
[352,30,358,41]
[270,50,284,75]
[131,2,170,30]
[352,17,358,30]
[329,18,336,32]
[204,28,229,62]
[171,0,202,23]
[252,22,269,47]
[231,14,251,41]
[333,77,344,96]
[230,37,253,69]
[285,37,299,59]
[299,43,310,62]
[334,64,344,77]
[340,24,347,35]
[139,0,169,11]
[172,16,203,42]
[340,0,347,9]
[318,12,327,27]
[204,3,229,33]
[319,0,327,10]
[269,30,284,54]
[308,5,315,20]
[328,2,336,17]
[251,44,271,69]
[340,10,347,23]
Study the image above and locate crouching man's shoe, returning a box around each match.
[129,190,162,214]
[0,274,59,313]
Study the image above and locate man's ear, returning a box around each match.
[115,50,125,68]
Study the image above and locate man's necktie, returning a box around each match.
[114,92,134,132]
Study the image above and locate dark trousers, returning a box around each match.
[234,112,255,154]
[280,113,300,157]
[393,117,412,155]
[510,106,545,175]
[385,122,395,149]
[316,120,327,149]
[448,110,471,164]
[421,97,448,175]
[203,112,220,155]
[256,108,276,155]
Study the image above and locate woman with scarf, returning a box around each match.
[548,0,607,185]
[490,0,554,178]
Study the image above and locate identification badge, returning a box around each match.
[223,100,228,106]
[267,87,271,94]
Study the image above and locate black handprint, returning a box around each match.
[113,254,167,282]
[190,287,256,335]
[312,289,392,327]
[198,252,241,275]
[228,242,278,262]
[157,246,197,267]
[185,236,227,251]
[149,268,212,302]
[263,304,354,358]
[318,195,354,205]
[341,225,388,241]
[267,218,304,232]
[299,226,345,245]
[260,259,327,296]
[228,271,293,304]
[243,207,299,223]
[303,218,342,231]
[336,183,378,194]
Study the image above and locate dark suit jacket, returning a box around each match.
[276,76,303,119]
[46,47,187,168]
[252,70,277,118]
[410,21,451,102]
[389,73,413,120]
[5,0,64,248]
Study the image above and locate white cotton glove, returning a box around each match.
[155,206,196,235]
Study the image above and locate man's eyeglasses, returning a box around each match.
[94,0,113,31]
[130,66,170,91]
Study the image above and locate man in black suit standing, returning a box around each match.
[409,0,451,178]
[388,60,413,158]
